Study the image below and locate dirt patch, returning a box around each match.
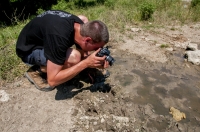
[1,23,200,132]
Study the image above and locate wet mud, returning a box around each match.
[70,48,200,131]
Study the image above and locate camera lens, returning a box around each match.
[106,56,115,66]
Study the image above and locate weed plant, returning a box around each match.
[160,44,169,48]
[0,0,200,82]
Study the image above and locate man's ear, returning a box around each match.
[85,37,92,43]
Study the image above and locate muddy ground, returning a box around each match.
[1,23,200,132]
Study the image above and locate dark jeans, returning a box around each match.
[22,49,47,66]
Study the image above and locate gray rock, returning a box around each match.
[187,43,198,51]
[185,50,200,65]
[131,28,141,32]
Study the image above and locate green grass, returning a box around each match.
[160,44,169,48]
[0,0,200,82]
[0,21,29,81]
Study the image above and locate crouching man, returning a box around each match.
[16,10,110,91]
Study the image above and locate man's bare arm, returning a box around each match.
[47,49,105,86]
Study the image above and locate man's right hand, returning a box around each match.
[84,48,106,69]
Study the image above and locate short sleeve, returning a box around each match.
[44,34,72,65]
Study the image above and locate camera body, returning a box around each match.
[96,47,115,66]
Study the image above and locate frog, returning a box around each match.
[169,107,186,121]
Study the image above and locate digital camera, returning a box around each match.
[96,47,115,66]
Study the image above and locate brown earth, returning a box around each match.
[1,23,200,132]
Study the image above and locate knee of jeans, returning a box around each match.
[33,49,47,66]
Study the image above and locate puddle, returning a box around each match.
[114,74,134,86]
[133,86,169,115]
[73,49,200,131]
[130,66,200,121]
[169,83,200,118]
[173,52,185,63]
[154,86,168,98]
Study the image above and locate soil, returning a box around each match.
[1,23,200,132]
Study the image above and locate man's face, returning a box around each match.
[86,42,105,51]
[81,37,106,51]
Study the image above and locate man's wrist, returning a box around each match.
[79,59,89,69]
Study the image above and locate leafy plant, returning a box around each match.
[139,1,155,21]
[189,0,200,21]
[191,0,200,7]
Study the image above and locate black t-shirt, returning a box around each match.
[16,10,83,65]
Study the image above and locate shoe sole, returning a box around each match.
[25,72,55,92]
